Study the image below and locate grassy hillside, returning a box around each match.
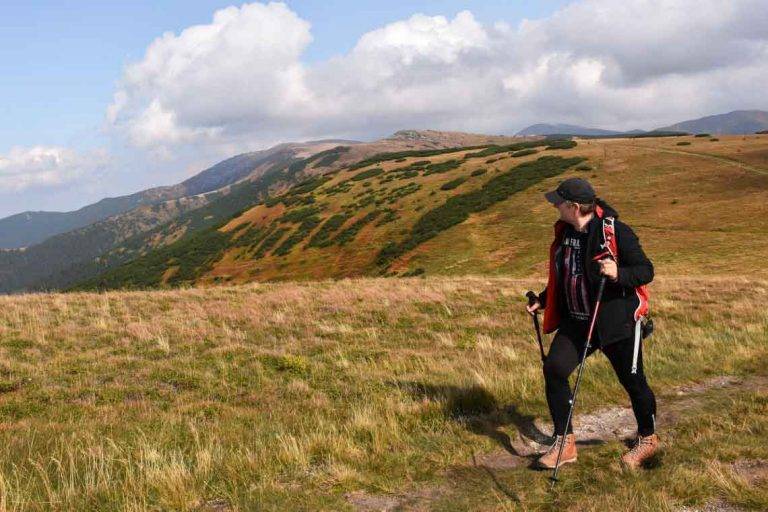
[76,138,582,290]
[0,147,304,251]
[58,132,527,293]
[0,193,212,293]
[2,133,767,510]
[76,133,768,291]
[0,142,337,293]
[0,276,765,510]
[382,134,768,279]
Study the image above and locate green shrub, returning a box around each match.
[284,195,316,207]
[333,211,382,246]
[396,169,420,180]
[351,168,384,181]
[676,141,691,146]
[253,227,290,259]
[347,148,488,171]
[375,209,399,226]
[470,168,488,177]
[376,156,585,267]
[307,214,351,248]
[511,149,537,158]
[278,205,322,223]
[694,133,711,138]
[463,140,548,159]
[353,188,374,199]
[274,216,322,256]
[440,177,467,191]
[709,138,719,142]
[576,164,592,171]
[423,160,461,176]
[545,139,577,150]
[324,180,353,196]
[231,226,269,249]
[286,176,330,196]
[385,183,421,204]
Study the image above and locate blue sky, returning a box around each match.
[0,0,566,154]
[0,0,764,218]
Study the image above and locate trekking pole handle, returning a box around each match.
[525,291,547,363]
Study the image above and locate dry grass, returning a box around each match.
[163,134,768,286]
[0,275,765,510]
[403,135,768,279]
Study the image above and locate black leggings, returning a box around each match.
[543,322,657,436]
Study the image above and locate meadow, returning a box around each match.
[2,133,767,510]
[0,275,765,510]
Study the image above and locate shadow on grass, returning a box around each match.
[393,381,611,502]
[395,381,605,457]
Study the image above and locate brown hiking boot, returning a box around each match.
[621,434,660,470]
[536,434,577,469]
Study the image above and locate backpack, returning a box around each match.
[597,216,653,374]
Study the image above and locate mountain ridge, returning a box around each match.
[72,132,768,290]
[1,130,522,293]
[517,109,768,138]
[655,109,768,134]
[0,140,357,249]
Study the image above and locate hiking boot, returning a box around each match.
[621,434,660,470]
[536,434,577,469]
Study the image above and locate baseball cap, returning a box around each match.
[544,177,596,205]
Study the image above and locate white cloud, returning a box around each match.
[0,146,109,192]
[108,1,315,153]
[107,0,768,154]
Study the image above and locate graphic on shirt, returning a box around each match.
[562,231,590,320]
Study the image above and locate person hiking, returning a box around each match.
[525,177,659,470]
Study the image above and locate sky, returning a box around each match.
[0,0,766,218]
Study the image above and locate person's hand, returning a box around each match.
[526,300,542,315]
[599,259,619,282]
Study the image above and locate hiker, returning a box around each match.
[525,177,659,470]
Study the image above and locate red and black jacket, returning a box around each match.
[538,200,653,346]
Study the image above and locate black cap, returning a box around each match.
[544,177,596,205]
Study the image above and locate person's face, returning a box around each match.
[555,201,579,225]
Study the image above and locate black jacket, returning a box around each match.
[539,200,654,346]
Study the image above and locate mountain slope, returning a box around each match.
[0,192,171,250]
[0,141,353,249]
[75,138,581,289]
[0,141,355,292]
[657,109,768,134]
[75,132,768,290]
[2,131,520,293]
[516,123,630,136]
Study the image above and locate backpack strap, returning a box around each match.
[592,215,618,262]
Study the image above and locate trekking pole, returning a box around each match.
[525,291,546,363]
[550,274,608,486]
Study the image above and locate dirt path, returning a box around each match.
[345,375,767,512]
[613,144,768,176]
